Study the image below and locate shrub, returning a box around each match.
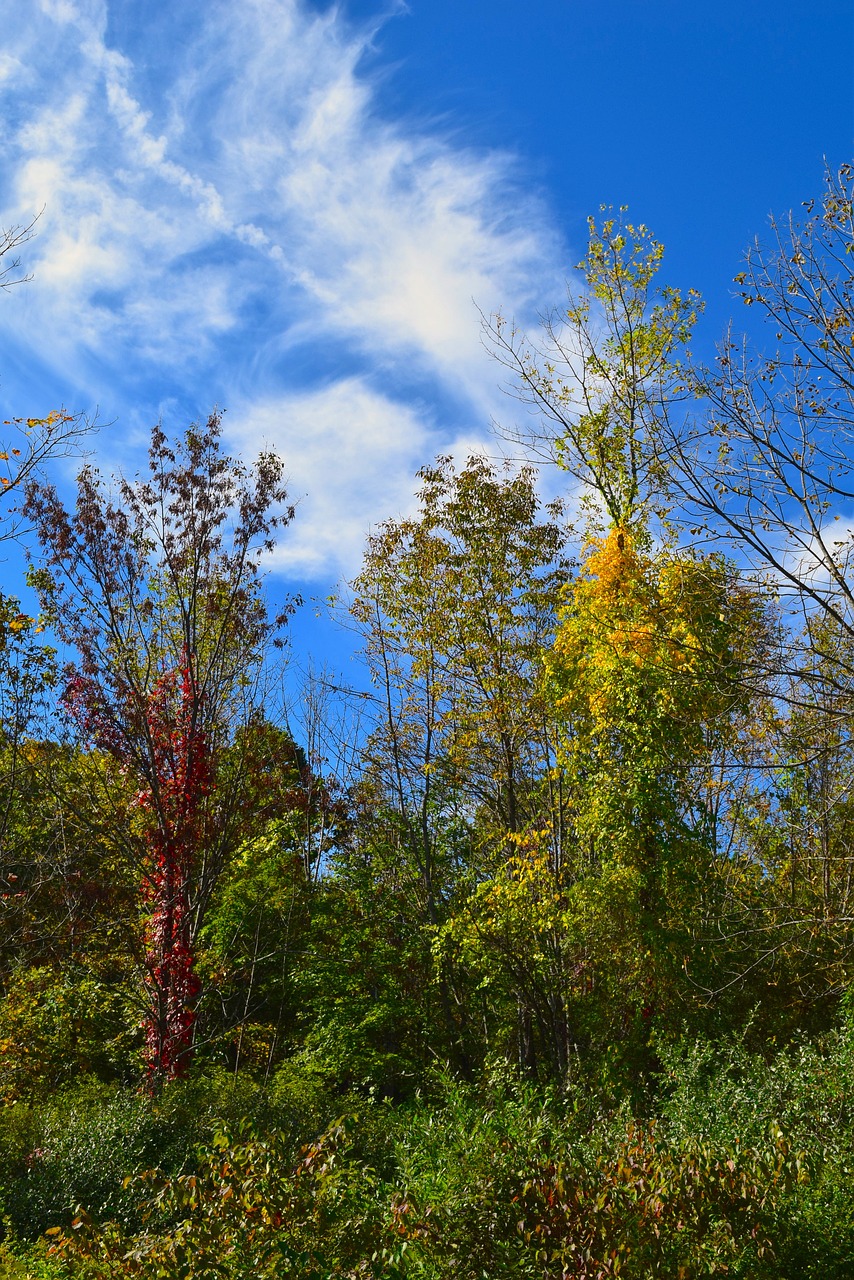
[48,1119,399,1280]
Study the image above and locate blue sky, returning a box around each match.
[0,0,851,667]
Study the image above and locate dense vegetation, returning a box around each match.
[1,167,854,1277]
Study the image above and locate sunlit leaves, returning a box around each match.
[487,209,702,531]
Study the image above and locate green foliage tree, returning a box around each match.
[350,454,570,1075]
[351,454,569,888]
[468,213,772,1075]
[198,804,315,1078]
[486,210,701,531]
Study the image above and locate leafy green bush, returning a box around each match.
[656,1028,854,1279]
[0,1071,282,1240]
[3,1039,854,1278]
[48,1118,398,1280]
[0,1240,67,1279]
[656,1025,854,1153]
[0,1065,399,1271]
[388,1067,805,1278]
[0,1080,169,1240]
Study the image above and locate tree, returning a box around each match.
[196,722,347,1078]
[671,164,854,693]
[352,454,569,867]
[349,454,569,1074]
[478,214,771,1070]
[26,416,295,1083]
[652,164,854,1008]
[548,528,763,1050]
[0,600,57,885]
[485,210,701,533]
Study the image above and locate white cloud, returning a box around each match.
[786,519,854,594]
[0,53,25,86]
[0,0,566,579]
[228,378,432,581]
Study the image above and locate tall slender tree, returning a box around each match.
[350,454,569,1074]
[478,214,770,1069]
[667,165,854,704]
[26,415,294,1083]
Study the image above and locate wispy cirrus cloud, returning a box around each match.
[0,0,565,579]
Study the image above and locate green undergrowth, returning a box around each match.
[0,1028,852,1278]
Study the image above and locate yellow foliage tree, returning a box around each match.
[543,525,766,1057]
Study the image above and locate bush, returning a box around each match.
[0,1080,169,1240]
[656,1027,854,1279]
[0,1240,66,1279]
[0,1065,397,1267]
[48,1119,399,1280]
[4,1039,854,1277]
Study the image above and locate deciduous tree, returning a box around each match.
[672,164,854,690]
[26,416,294,1083]
[350,454,569,1075]
[485,211,701,532]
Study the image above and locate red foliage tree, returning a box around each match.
[27,415,295,1083]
